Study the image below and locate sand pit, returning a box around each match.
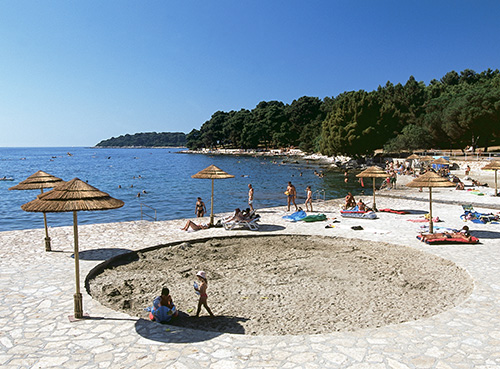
[87,235,473,335]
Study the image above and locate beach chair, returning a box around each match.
[223,215,261,231]
[460,204,497,223]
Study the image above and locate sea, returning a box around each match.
[0,147,369,232]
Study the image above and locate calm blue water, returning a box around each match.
[0,147,369,232]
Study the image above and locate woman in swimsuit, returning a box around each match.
[195,197,206,217]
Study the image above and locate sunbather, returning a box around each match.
[181,220,209,231]
[344,192,356,209]
[420,226,472,242]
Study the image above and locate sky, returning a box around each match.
[0,1,499,147]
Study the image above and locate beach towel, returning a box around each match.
[416,234,479,245]
[379,208,410,215]
[282,210,307,222]
[302,214,327,222]
[407,217,440,223]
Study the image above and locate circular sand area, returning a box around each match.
[87,235,473,335]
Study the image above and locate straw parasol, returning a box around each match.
[482,161,500,196]
[356,166,388,211]
[21,178,124,320]
[406,171,455,233]
[9,170,64,251]
[419,156,434,162]
[191,165,234,226]
[407,154,420,160]
[431,157,449,165]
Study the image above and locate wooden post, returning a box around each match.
[40,189,51,252]
[209,178,215,226]
[372,177,377,211]
[429,188,433,234]
[73,211,83,319]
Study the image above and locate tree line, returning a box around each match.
[96,132,186,147]
[187,68,500,156]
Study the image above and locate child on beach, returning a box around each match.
[305,186,313,212]
[148,287,178,323]
[193,271,214,317]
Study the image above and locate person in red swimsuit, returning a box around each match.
[194,271,214,317]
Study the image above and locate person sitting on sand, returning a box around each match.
[181,220,209,231]
[149,287,178,323]
[456,181,465,190]
[344,192,356,209]
[420,226,472,242]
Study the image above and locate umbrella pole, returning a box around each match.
[73,211,83,319]
[495,170,498,197]
[40,189,51,252]
[372,178,377,211]
[210,178,214,226]
[429,188,433,234]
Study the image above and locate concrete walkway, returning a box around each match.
[1,190,500,368]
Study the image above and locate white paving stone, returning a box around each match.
[1,193,499,368]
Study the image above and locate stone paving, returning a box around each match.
[1,190,500,368]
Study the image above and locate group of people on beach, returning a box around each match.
[148,270,214,323]
[286,181,313,212]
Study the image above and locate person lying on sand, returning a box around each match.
[181,220,209,231]
[472,179,488,187]
[420,226,472,242]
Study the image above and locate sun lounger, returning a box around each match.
[223,215,261,231]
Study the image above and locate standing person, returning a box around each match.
[195,197,206,217]
[286,182,298,211]
[305,186,313,212]
[194,271,214,317]
[248,184,254,212]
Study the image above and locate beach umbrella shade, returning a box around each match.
[407,154,420,160]
[9,170,65,251]
[356,166,388,211]
[191,165,234,226]
[406,171,455,233]
[431,157,449,165]
[482,161,500,196]
[21,178,124,320]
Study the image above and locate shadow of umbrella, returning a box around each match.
[406,171,455,233]
[356,166,387,211]
[9,170,64,251]
[482,161,500,196]
[191,165,234,226]
[21,178,124,320]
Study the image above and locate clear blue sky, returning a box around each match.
[1,1,499,147]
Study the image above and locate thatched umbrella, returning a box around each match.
[356,166,388,211]
[419,156,435,162]
[407,154,420,160]
[21,178,124,319]
[482,161,500,196]
[9,170,64,251]
[406,171,455,233]
[191,165,234,226]
[432,157,449,165]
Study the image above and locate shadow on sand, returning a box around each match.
[134,312,249,343]
[74,248,133,261]
[470,230,500,239]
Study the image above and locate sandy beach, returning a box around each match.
[1,160,500,367]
